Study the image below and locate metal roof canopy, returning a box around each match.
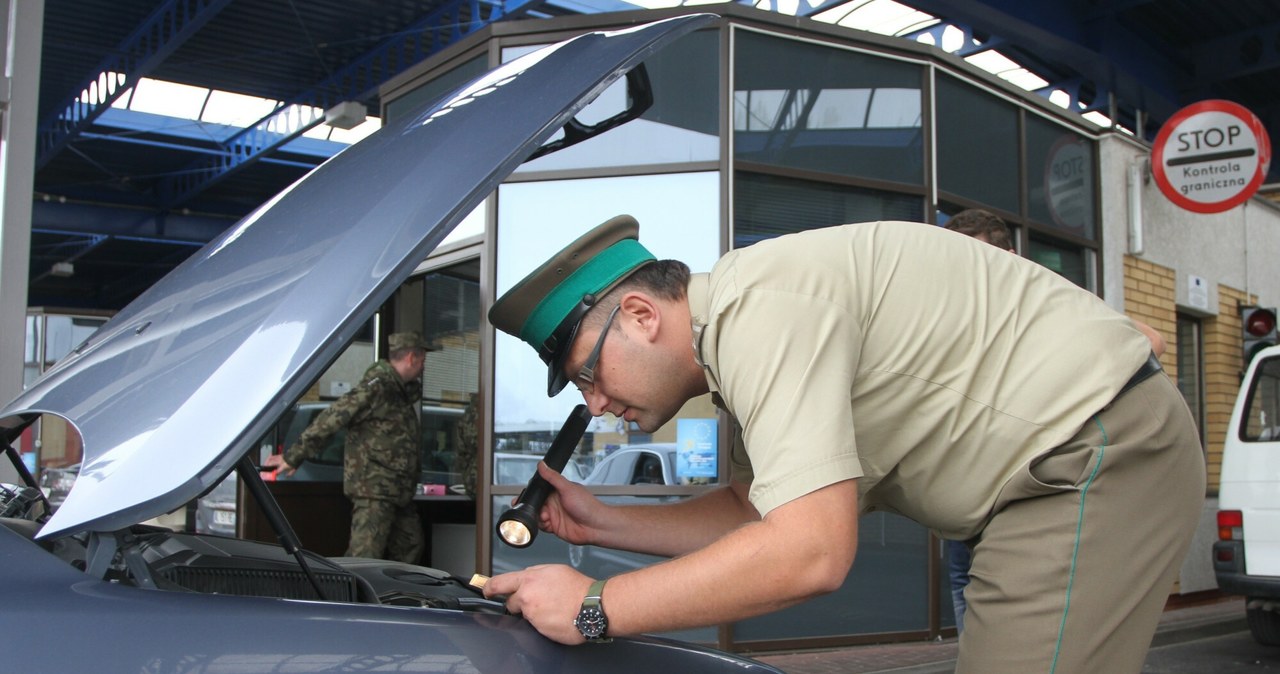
[32,0,1280,311]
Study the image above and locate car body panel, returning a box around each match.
[1218,346,1280,579]
[0,14,716,540]
[0,14,782,673]
[0,524,772,673]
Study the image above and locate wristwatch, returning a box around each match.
[574,579,610,641]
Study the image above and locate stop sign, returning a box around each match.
[1151,100,1271,214]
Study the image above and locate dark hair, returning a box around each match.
[582,259,691,329]
[945,209,1013,251]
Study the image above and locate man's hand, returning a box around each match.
[532,461,608,546]
[484,564,595,644]
[261,453,297,477]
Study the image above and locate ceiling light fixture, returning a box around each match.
[324,101,367,130]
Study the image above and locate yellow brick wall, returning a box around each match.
[1124,256,1251,496]
[1123,257,1178,373]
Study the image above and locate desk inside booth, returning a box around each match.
[241,397,478,569]
[240,484,476,573]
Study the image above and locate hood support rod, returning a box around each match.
[236,454,329,601]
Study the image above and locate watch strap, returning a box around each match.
[575,578,610,641]
[583,579,606,606]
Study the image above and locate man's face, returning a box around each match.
[562,306,686,433]
[394,349,426,383]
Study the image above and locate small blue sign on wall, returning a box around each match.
[676,418,718,481]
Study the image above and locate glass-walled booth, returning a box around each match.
[239,220,487,565]
[378,5,1108,653]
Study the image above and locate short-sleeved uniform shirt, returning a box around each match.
[686,221,1150,539]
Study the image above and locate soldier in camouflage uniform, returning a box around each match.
[264,331,429,564]
[454,392,481,498]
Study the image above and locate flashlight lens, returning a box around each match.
[499,519,532,547]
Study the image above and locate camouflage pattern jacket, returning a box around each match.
[454,393,480,498]
[285,360,421,504]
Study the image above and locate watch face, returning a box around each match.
[575,606,608,639]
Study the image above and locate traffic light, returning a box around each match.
[1242,305,1278,364]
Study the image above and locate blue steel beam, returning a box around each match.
[35,0,234,171]
[158,0,548,209]
[31,201,234,243]
[897,0,1184,125]
[903,21,1007,58]
[78,132,324,171]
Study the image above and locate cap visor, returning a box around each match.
[546,321,581,397]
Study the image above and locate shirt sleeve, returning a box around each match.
[713,288,865,517]
[283,381,377,467]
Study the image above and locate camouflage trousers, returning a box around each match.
[347,497,425,564]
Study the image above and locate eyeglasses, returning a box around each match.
[574,303,621,394]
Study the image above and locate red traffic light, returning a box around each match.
[1246,308,1277,337]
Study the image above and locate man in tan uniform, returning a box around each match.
[945,207,1167,356]
[941,207,1169,637]
[484,216,1205,673]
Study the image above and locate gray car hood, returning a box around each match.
[1,13,714,540]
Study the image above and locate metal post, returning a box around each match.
[0,0,45,403]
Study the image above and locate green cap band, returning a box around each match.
[519,238,655,348]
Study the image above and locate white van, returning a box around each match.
[1215,343,1280,645]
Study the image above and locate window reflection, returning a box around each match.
[734,513,931,638]
[735,172,923,248]
[510,30,720,172]
[735,86,919,132]
[733,29,924,185]
[1026,116,1096,239]
[1028,233,1089,289]
[494,172,720,485]
[936,73,1019,213]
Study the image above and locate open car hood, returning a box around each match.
[1,14,714,539]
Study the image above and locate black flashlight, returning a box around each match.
[496,404,592,548]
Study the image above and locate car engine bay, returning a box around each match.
[0,474,504,615]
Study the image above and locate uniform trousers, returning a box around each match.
[347,497,425,565]
[956,372,1205,673]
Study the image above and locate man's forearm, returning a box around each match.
[604,479,858,636]
[589,482,760,558]
[282,432,325,467]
